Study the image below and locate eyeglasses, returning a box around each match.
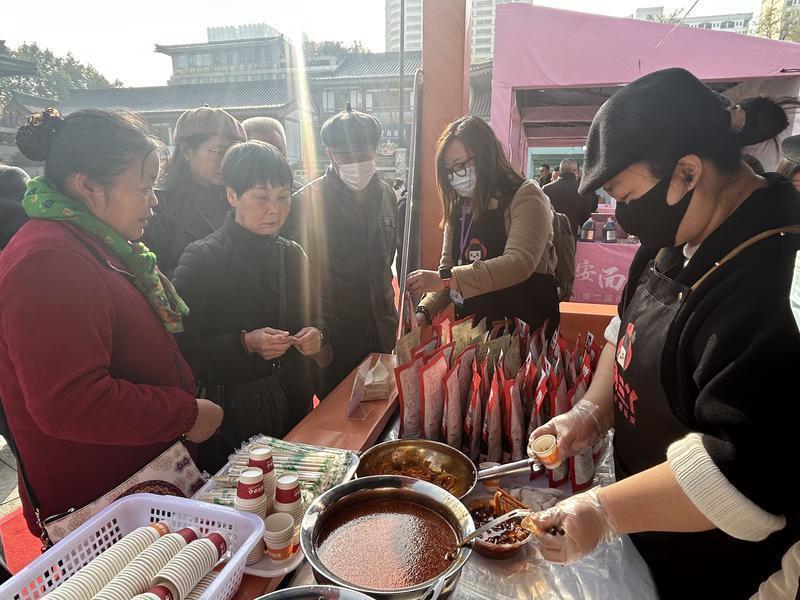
[446,156,474,179]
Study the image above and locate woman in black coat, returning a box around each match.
[173,141,331,472]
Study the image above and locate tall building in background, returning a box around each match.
[385,0,423,52]
[759,0,800,39]
[384,0,533,61]
[634,6,753,35]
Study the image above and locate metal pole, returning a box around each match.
[397,69,423,339]
[398,0,405,153]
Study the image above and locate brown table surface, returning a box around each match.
[232,353,398,599]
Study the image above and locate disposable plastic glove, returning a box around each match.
[527,398,604,467]
[521,487,619,565]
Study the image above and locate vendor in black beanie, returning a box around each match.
[525,68,800,599]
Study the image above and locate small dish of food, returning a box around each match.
[466,489,532,559]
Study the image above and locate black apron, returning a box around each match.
[451,203,559,334]
[614,260,789,600]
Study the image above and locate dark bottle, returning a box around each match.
[602,218,617,243]
[580,218,596,242]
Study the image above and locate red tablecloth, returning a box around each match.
[571,241,639,305]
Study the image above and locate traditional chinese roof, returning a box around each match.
[313,51,422,81]
[60,82,292,115]
[0,53,36,78]
[155,37,284,55]
[9,91,57,113]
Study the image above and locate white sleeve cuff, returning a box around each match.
[604,315,621,345]
[667,433,786,542]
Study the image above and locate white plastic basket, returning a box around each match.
[0,493,265,600]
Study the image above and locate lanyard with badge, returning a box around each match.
[447,202,475,307]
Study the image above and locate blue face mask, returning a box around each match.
[449,166,477,198]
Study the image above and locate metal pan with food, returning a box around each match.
[300,475,473,600]
[356,440,543,499]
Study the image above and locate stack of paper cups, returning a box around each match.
[274,473,304,554]
[263,512,295,566]
[248,446,275,516]
[48,523,168,600]
[185,571,218,600]
[151,533,227,600]
[233,467,268,518]
[233,467,268,564]
[95,528,199,600]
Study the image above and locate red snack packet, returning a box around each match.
[526,358,551,480]
[433,312,452,346]
[463,361,483,461]
[419,346,451,441]
[546,356,570,487]
[412,338,438,361]
[396,356,424,439]
[568,370,595,493]
[441,346,477,448]
[502,366,526,462]
[481,369,503,463]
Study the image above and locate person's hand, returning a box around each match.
[185,399,224,443]
[414,311,429,328]
[293,327,322,356]
[527,398,604,467]
[407,270,444,298]
[244,327,294,360]
[521,487,618,565]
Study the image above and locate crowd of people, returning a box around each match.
[0,66,798,599]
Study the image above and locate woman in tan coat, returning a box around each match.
[407,116,559,333]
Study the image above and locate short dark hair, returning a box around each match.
[17,109,160,191]
[540,164,551,170]
[0,165,29,199]
[222,141,292,196]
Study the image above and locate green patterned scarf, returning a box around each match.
[22,177,189,333]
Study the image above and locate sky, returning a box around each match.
[2,0,764,87]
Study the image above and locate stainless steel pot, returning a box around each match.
[300,475,474,600]
[357,439,542,499]
[256,585,375,599]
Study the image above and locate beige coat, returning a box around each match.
[419,181,556,315]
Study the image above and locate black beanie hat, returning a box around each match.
[579,68,734,195]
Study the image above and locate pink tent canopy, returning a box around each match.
[490,4,800,170]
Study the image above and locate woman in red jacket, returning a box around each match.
[0,108,223,537]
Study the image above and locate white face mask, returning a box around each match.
[449,166,477,198]
[336,159,377,192]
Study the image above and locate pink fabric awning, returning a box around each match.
[490,4,800,167]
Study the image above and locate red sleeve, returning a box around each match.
[1,247,198,445]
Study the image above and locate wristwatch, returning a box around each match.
[439,267,463,305]
[438,267,452,288]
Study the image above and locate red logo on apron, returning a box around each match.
[464,238,488,263]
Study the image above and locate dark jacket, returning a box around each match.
[0,166,30,250]
[143,180,229,277]
[543,172,597,237]
[0,220,197,535]
[282,166,398,396]
[173,214,322,470]
[619,175,800,598]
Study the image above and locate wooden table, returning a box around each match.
[232,353,398,599]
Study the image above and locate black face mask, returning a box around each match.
[615,174,694,249]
